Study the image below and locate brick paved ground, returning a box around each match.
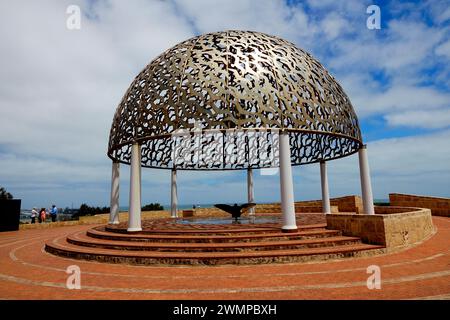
[0,216,449,300]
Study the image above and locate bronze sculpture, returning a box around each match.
[214,203,257,220]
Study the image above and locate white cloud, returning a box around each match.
[430,3,450,24]
[435,40,450,59]
[385,109,450,129]
[320,13,349,40]
[0,0,193,161]
[306,0,369,15]
[330,20,444,74]
[172,0,310,43]
[340,74,450,118]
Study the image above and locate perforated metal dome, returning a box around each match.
[108,30,362,170]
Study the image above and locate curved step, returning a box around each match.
[45,237,385,266]
[104,223,328,236]
[88,226,341,243]
[67,231,362,252]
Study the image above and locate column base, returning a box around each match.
[108,221,120,225]
[127,227,142,232]
[281,227,298,233]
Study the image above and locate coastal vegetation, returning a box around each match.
[142,203,164,211]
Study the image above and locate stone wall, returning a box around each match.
[296,195,363,213]
[326,207,435,250]
[295,205,339,213]
[389,193,450,217]
[20,220,82,230]
[74,205,280,225]
[253,203,339,213]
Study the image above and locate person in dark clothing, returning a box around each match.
[49,205,57,222]
[31,207,38,224]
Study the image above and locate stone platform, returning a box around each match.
[0,216,449,299]
[45,214,385,265]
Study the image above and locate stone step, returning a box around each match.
[67,231,362,252]
[45,237,385,266]
[87,226,342,243]
[104,223,328,236]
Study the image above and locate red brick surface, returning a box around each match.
[0,217,449,300]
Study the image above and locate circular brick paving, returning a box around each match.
[0,216,449,299]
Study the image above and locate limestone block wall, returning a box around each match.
[294,205,339,213]
[75,205,281,225]
[20,220,82,230]
[296,195,363,213]
[254,203,339,213]
[389,193,450,217]
[254,204,281,213]
[326,207,435,250]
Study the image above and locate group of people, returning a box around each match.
[30,205,58,224]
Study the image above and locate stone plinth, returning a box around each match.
[326,207,435,250]
[181,210,194,217]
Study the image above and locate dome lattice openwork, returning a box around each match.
[108,30,362,170]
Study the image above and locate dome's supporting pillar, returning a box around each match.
[171,169,178,218]
[109,161,120,224]
[358,144,375,215]
[247,168,255,216]
[320,161,331,214]
[279,132,298,232]
[127,143,142,232]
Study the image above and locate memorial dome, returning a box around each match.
[108,30,362,169]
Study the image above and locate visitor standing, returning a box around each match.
[39,208,46,223]
[50,205,57,222]
[31,207,38,224]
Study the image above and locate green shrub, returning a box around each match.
[74,203,110,217]
[142,203,164,211]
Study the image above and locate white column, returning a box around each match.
[127,143,142,232]
[320,161,331,214]
[171,169,178,218]
[358,144,375,215]
[247,168,255,216]
[279,131,297,232]
[109,161,120,224]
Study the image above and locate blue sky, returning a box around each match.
[0,0,449,209]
